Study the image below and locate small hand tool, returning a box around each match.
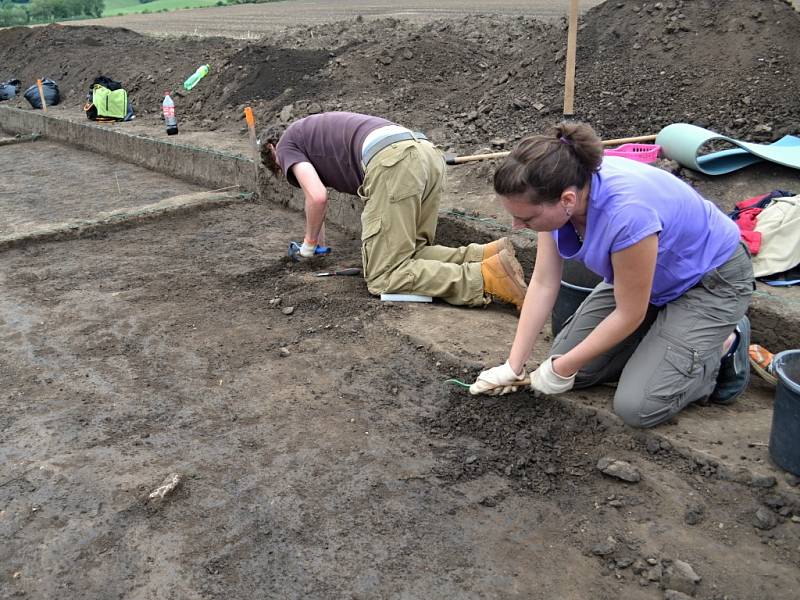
[288,241,331,262]
[314,267,362,277]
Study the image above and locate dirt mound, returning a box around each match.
[2,1,799,149]
[427,390,618,495]
[254,0,800,149]
[571,0,800,141]
[224,45,329,106]
[0,25,235,112]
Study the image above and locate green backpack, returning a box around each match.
[86,85,128,121]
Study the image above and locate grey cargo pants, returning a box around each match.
[551,244,754,428]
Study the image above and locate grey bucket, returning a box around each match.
[769,350,800,476]
[551,260,602,338]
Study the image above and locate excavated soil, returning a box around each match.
[3,1,800,598]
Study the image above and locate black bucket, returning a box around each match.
[769,350,800,476]
[551,260,602,338]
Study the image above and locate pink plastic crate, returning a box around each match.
[603,143,661,163]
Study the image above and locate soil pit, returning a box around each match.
[0,139,205,238]
[1,201,798,599]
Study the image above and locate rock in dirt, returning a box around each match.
[662,559,701,596]
[749,474,777,489]
[597,457,641,483]
[591,536,617,556]
[278,347,291,357]
[763,494,790,510]
[647,564,663,582]
[148,473,182,501]
[279,104,294,123]
[664,590,694,600]
[632,558,647,575]
[684,504,705,526]
[785,473,800,487]
[615,556,634,569]
[645,437,662,454]
[281,306,295,316]
[753,506,778,530]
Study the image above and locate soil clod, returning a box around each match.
[597,457,641,483]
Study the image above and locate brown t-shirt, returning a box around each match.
[276,112,393,195]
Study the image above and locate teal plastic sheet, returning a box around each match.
[655,123,800,175]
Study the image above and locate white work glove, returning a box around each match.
[470,361,527,396]
[299,240,317,258]
[530,356,576,397]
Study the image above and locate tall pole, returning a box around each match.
[563,0,579,115]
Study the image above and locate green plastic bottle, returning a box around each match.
[183,64,210,91]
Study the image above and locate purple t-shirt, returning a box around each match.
[276,112,393,195]
[554,157,741,306]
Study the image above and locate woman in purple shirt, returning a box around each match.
[470,122,754,428]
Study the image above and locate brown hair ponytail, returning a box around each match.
[493,121,603,204]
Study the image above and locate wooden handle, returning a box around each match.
[244,106,255,129]
[243,106,259,182]
[36,79,47,112]
[600,134,658,146]
[446,134,659,165]
[451,151,510,164]
[563,0,579,115]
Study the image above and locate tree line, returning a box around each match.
[0,0,105,26]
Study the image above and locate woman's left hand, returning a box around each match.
[530,356,576,396]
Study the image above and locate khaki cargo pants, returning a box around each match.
[357,139,485,305]
[551,244,754,428]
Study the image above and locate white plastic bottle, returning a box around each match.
[162,92,178,135]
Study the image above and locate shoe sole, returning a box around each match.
[485,238,516,261]
[750,358,777,386]
[502,238,516,260]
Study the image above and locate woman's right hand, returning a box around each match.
[469,361,527,396]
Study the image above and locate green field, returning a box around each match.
[103,0,226,17]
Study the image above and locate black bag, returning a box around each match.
[91,75,122,91]
[84,75,130,121]
[0,79,21,101]
[23,78,60,109]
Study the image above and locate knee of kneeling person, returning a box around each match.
[612,390,649,428]
[362,268,385,295]
[613,388,677,429]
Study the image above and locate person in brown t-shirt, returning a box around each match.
[260,111,527,309]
